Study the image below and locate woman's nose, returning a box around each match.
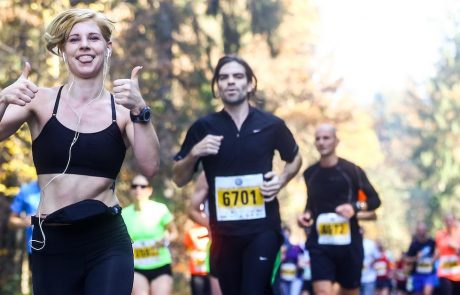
[79,37,89,48]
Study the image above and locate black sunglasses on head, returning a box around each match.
[131,184,149,189]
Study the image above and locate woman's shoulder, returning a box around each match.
[31,86,60,107]
[113,99,130,121]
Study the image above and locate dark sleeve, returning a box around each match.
[357,166,381,211]
[274,121,299,162]
[173,121,205,162]
[429,240,436,256]
[406,241,417,257]
[303,170,313,212]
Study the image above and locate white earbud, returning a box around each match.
[62,53,67,63]
[107,49,112,57]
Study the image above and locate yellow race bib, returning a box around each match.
[217,187,263,207]
[215,174,266,221]
[316,213,351,245]
[439,255,460,276]
[132,240,161,266]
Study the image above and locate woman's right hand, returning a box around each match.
[0,62,38,107]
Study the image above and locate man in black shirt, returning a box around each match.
[173,55,302,295]
[297,124,381,295]
[406,222,437,295]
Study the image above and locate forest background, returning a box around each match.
[1,0,460,294]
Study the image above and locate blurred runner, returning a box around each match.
[435,213,460,295]
[298,123,381,295]
[406,222,437,295]
[122,174,178,295]
[373,242,393,295]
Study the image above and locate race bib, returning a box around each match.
[215,174,265,221]
[132,240,161,266]
[298,252,311,280]
[316,213,351,245]
[280,262,297,281]
[374,260,388,276]
[416,257,433,274]
[439,255,460,276]
[191,250,207,273]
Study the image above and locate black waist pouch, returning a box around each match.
[33,199,121,225]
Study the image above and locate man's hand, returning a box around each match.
[335,203,355,219]
[191,135,224,157]
[297,211,314,228]
[261,171,281,201]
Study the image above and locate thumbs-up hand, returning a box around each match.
[113,66,146,113]
[0,62,38,107]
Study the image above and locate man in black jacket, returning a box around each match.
[297,123,381,295]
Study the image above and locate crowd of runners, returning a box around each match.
[2,7,460,295]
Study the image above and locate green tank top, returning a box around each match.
[122,200,174,270]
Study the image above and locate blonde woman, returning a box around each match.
[0,8,159,295]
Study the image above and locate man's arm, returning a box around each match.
[173,134,223,187]
[358,167,381,211]
[172,153,201,187]
[357,210,377,220]
[279,152,303,188]
[188,172,210,229]
[261,152,302,198]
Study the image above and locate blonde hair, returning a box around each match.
[44,8,114,56]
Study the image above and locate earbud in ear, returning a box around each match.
[62,53,67,63]
[107,49,112,57]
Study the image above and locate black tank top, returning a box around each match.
[32,86,126,179]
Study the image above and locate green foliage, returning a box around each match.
[395,30,460,224]
[0,273,22,295]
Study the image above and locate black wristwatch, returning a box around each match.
[353,201,366,212]
[130,106,151,124]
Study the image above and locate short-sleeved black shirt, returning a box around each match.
[407,238,436,275]
[303,158,380,247]
[174,106,298,235]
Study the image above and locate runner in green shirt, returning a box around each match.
[122,174,178,295]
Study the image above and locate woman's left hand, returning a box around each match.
[113,66,146,113]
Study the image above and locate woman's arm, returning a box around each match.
[116,66,160,178]
[0,63,38,141]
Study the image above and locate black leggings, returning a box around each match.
[211,230,282,295]
[31,200,134,295]
[191,274,211,295]
[438,278,460,295]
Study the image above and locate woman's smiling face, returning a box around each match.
[63,20,111,79]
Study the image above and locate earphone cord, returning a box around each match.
[30,65,107,251]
